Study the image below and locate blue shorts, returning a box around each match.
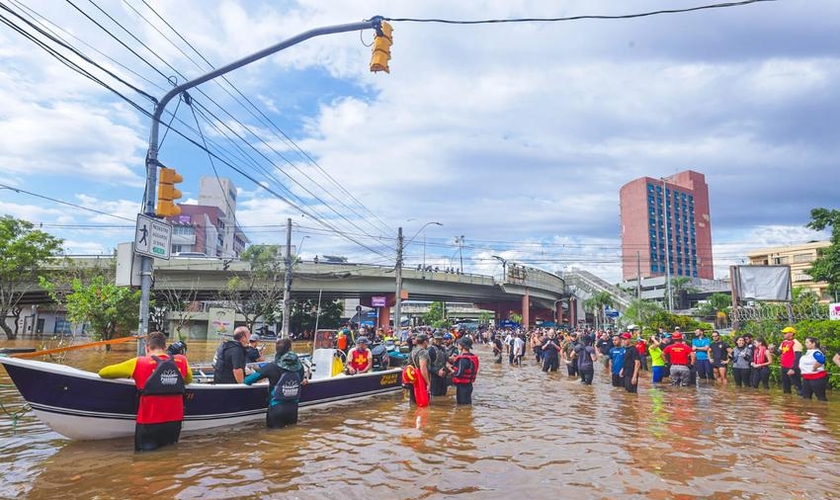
[652,365,664,383]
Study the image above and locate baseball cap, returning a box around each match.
[781,326,796,334]
[250,334,260,342]
[620,332,632,339]
[356,336,370,344]
[672,332,683,340]
[457,337,473,349]
[414,333,429,343]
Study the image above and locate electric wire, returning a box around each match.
[136,0,394,237]
[0,183,135,222]
[383,0,775,24]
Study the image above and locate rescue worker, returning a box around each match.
[451,337,479,405]
[345,336,373,375]
[404,333,431,407]
[213,327,249,384]
[428,331,450,396]
[662,331,694,387]
[99,331,192,451]
[244,338,306,427]
[773,326,803,395]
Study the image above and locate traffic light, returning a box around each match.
[369,21,393,73]
[156,167,183,217]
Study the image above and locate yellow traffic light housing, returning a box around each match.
[156,167,183,217]
[369,22,393,73]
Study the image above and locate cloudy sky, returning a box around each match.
[0,0,836,284]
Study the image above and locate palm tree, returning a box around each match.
[623,299,663,329]
[583,291,615,330]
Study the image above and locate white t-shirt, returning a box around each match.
[513,337,525,356]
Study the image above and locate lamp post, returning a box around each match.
[492,255,508,283]
[455,235,465,273]
[297,235,310,260]
[661,177,674,313]
[395,221,442,332]
[134,17,388,355]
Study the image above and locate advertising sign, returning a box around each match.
[830,303,840,321]
[208,307,235,337]
[371,296,387,307]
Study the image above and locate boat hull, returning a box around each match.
[0,356,403,440]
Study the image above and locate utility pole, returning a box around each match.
[636,251,642,299]
[135,17,388,355]
[455,235,465,273]
[282,218,292,338]
[394,227,404,333]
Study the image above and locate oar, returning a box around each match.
[11,336,142,358]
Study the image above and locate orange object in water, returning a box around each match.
[337,334,347,351]
[402,366,429,407]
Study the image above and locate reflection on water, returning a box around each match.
[2,339,840,499]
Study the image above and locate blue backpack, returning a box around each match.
[272,369,302,403]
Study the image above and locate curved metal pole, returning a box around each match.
[137,17,383,354]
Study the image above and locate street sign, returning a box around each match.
[830,303,840,321]
[605,310,620,318]
[134,213,172,260]
[371,296,386,307]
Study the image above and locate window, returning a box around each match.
[793,253,814,263]
[773,256,789,265]
[55,317,73,334]
[651,264,659,273]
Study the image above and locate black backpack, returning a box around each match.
[273,369,302,403]
[141,355,186,396]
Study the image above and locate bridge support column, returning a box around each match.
[521,288,530,329]
[569,297,578,328]
[378,305,390,329]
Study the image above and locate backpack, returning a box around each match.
[141,355,186,396]
[273,369,302,403]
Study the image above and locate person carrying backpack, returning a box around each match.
[99,331,191,451]
[244,337,306,428]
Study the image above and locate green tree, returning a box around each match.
[583,291,615,329]
[0,216,63,339]
[290,298,343,334]
[423,302,451,329]
[669,276,699,309]
[806,207,840,299]
[696,292,731,327]
[223,245,285,332]
[42,275,140,342]
[478,311,493,326]
[622,299,663,329]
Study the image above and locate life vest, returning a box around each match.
[347,347,371,372]
[337,334,348,351]
[779,339,796,368]
[273,369,302,403]
[132,354,189,425]
[452,353,479,385]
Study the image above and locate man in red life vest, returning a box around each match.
[772,326,803,395]
[663,331,695,387]
[451,337,479,405]
[345,336,373,375]
[99,332,192,451]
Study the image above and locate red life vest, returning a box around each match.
[452,353,479,385]
[132,354,189,425]
[779,339,795,368]
[347,347,371,372]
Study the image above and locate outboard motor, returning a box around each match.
[371,344,390,371]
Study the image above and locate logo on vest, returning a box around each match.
[160,369,181,386]
[281,380,300,398]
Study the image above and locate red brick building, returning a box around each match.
[619,170,713,281]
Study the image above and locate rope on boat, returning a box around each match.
[0,387,31,432]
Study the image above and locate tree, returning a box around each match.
[42,275,140,342]
[669,276,699,309]
[696,292,731,328]
[806,207,840,299]
[583,291,614,330]
[0,216,63,339]
[223,245,285,332]
[290,298,343,334]
[622,299,663,329]
[423,302,451,329]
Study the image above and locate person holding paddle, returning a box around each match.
[98,331,192,451]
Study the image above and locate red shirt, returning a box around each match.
[664,342,691,365]
[347,347,371,372]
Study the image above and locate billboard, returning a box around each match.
[371,296,387,307]
[830,303,840,321]
[732,265,792,302]
[208,307,235,337]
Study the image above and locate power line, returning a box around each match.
[384,0,775,24]
[0,183,135,222]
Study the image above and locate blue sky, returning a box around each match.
[0,0,837,284]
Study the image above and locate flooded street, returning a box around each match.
[2,340,840,499]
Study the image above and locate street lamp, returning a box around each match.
[297,235,310,259]
[660,177,674,312]
[492,255,508,283]
[455,235,465,273]
[395,221,442,333]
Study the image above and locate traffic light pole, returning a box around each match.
[394,227,404,333]
[137,17,386,354]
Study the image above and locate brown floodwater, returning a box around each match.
[2,338,840,499]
